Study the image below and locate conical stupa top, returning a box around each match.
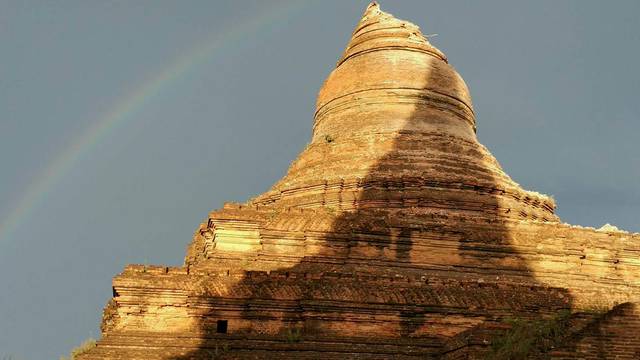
[338,2,447,67]
[251,3,557,223]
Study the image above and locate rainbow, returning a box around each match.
[0,2,310,243]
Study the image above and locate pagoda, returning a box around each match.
[80,3,640,359]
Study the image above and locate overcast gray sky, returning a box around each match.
[1,1,639,359]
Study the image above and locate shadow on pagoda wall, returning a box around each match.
[549,302,640,358]
[171,63,583,359]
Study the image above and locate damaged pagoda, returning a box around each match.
[80,3,640,359]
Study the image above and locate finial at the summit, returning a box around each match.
[361,2,385,21]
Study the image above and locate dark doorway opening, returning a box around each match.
[216,320,228,334]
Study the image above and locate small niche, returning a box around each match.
[216,320,228,334]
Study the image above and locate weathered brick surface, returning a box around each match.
[80,3,639,359]
[550,303,640,359]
